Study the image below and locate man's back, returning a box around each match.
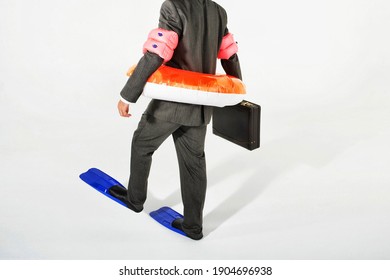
[159,0,228,74]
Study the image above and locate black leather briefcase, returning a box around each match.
[212,100,261,151]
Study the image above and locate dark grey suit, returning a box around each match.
[120,0,242,239]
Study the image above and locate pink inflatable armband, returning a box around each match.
[218,33,238,60]
[143,28,179,62]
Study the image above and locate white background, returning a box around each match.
[1,0,390,260]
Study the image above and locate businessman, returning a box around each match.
[109,0,242,240]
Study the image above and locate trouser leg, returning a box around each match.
[172,125,207,238]
[128,114,180,208]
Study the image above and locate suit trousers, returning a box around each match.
[128,113,207,238]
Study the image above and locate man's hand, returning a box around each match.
[117,100,132,117]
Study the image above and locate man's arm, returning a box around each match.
[117,52,163,118]
[120,52,163,104]
[219,27,242,80]
[118,0,181,117]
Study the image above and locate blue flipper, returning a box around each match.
[79,168,127,207]
[150,207,187,237]
[80,168,187,237]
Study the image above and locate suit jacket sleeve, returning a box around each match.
[120,52,163,103]
[159,0,183,34]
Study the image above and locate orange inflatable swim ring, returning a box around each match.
[127,65,246,107]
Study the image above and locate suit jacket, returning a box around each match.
[120,0,242,126]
